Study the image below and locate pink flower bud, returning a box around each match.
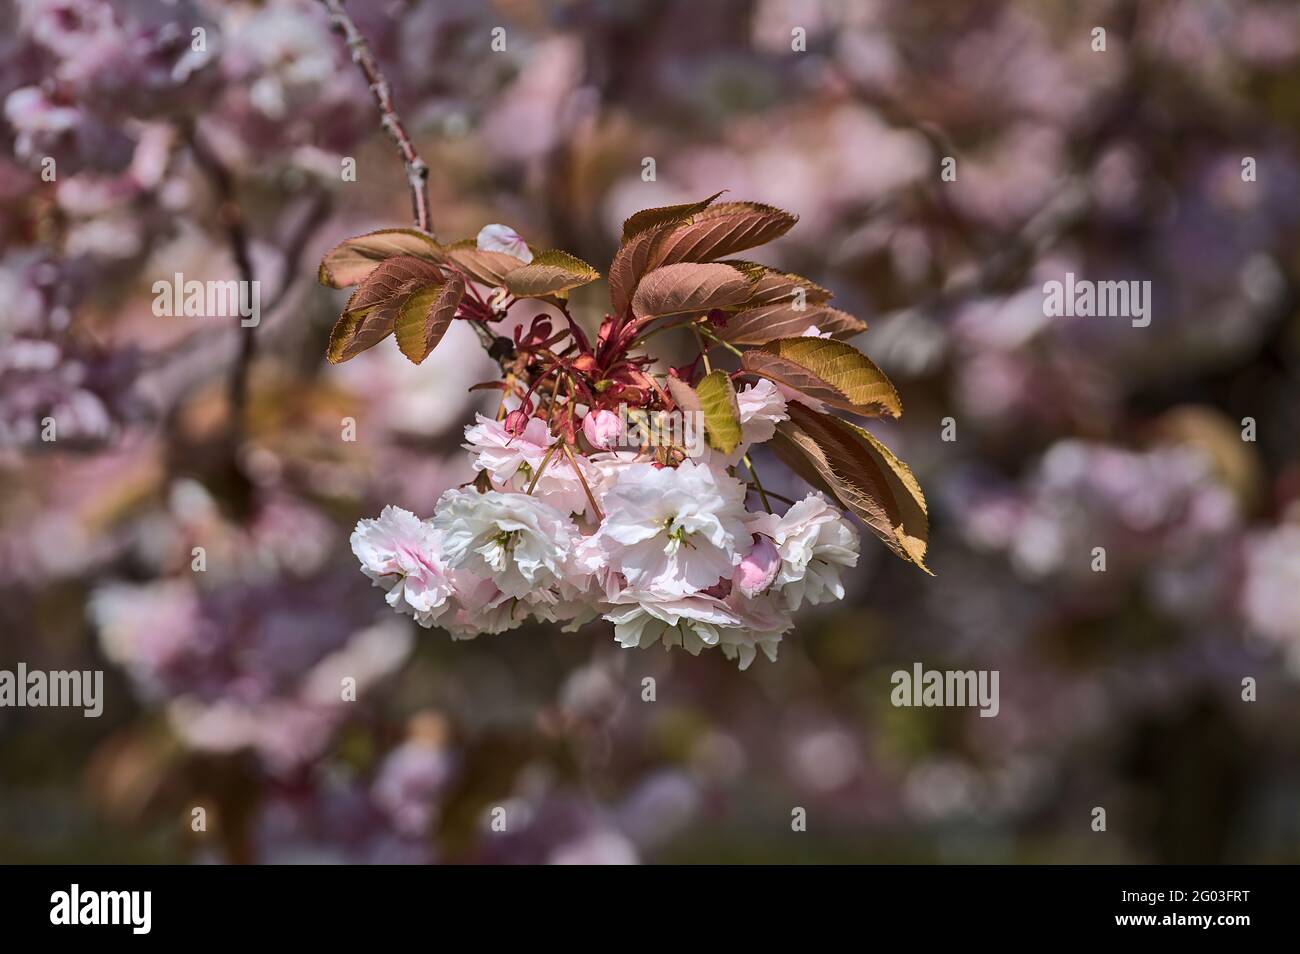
[582,409,622,449]
[503,409,531,437]
[734,534,780,598]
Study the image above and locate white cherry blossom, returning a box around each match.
[463,413,597,516]
[351,506,456,622]
[596,459,749,598]
[433,489,575,600]
[747,493,860,609]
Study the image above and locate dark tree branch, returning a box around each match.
[318,1,522,365]
[183,122,258,439]
[181,121,263,515]
[265,188,336,315]
[318,0,433,235]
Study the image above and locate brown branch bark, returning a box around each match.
[318,0,433,236]
[182,121,261,515]
[319,0,517,363]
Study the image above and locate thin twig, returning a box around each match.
[526,442,561,494]
[697,325,745,359]
[318,0,433,235]
[745,483,795,508]
[562,442,604,522]
[744,454,773,513]
[691,324,712,375]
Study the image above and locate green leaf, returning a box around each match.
[741,336,900,418]
[327,308,376,363]
[318,229,442,288]
[503,249,600,298]
[696,370,743,454]
[773,402,930,572]
[393,274,466,364]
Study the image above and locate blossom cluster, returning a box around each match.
[352,375,860,669]
[321,182,926,669]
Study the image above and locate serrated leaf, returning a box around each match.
[328,308,381,363]
[718,304,866,345]
[741,337,900,418]
[715,259,769,283]
[318,229,443,288]
[326,257,447,363]
[768,423,839,499]
[649,202,797,268]
[327,256,448,363]
[774,402,930,571]
[631,263,752,321]
[343,256,446,313]
[612,198,723,316]
[664,373,740,455]
[621,192,724,241]
[393,274,466,364]
[442,239,528,288]
[716,261,833,305]
[696,370,743,454]
[503,249,600,298]
[609,226,665,316]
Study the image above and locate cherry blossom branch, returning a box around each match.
[318,0,517,361]
[318,0,432,235]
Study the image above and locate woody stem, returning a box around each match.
[318,0,432,235]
